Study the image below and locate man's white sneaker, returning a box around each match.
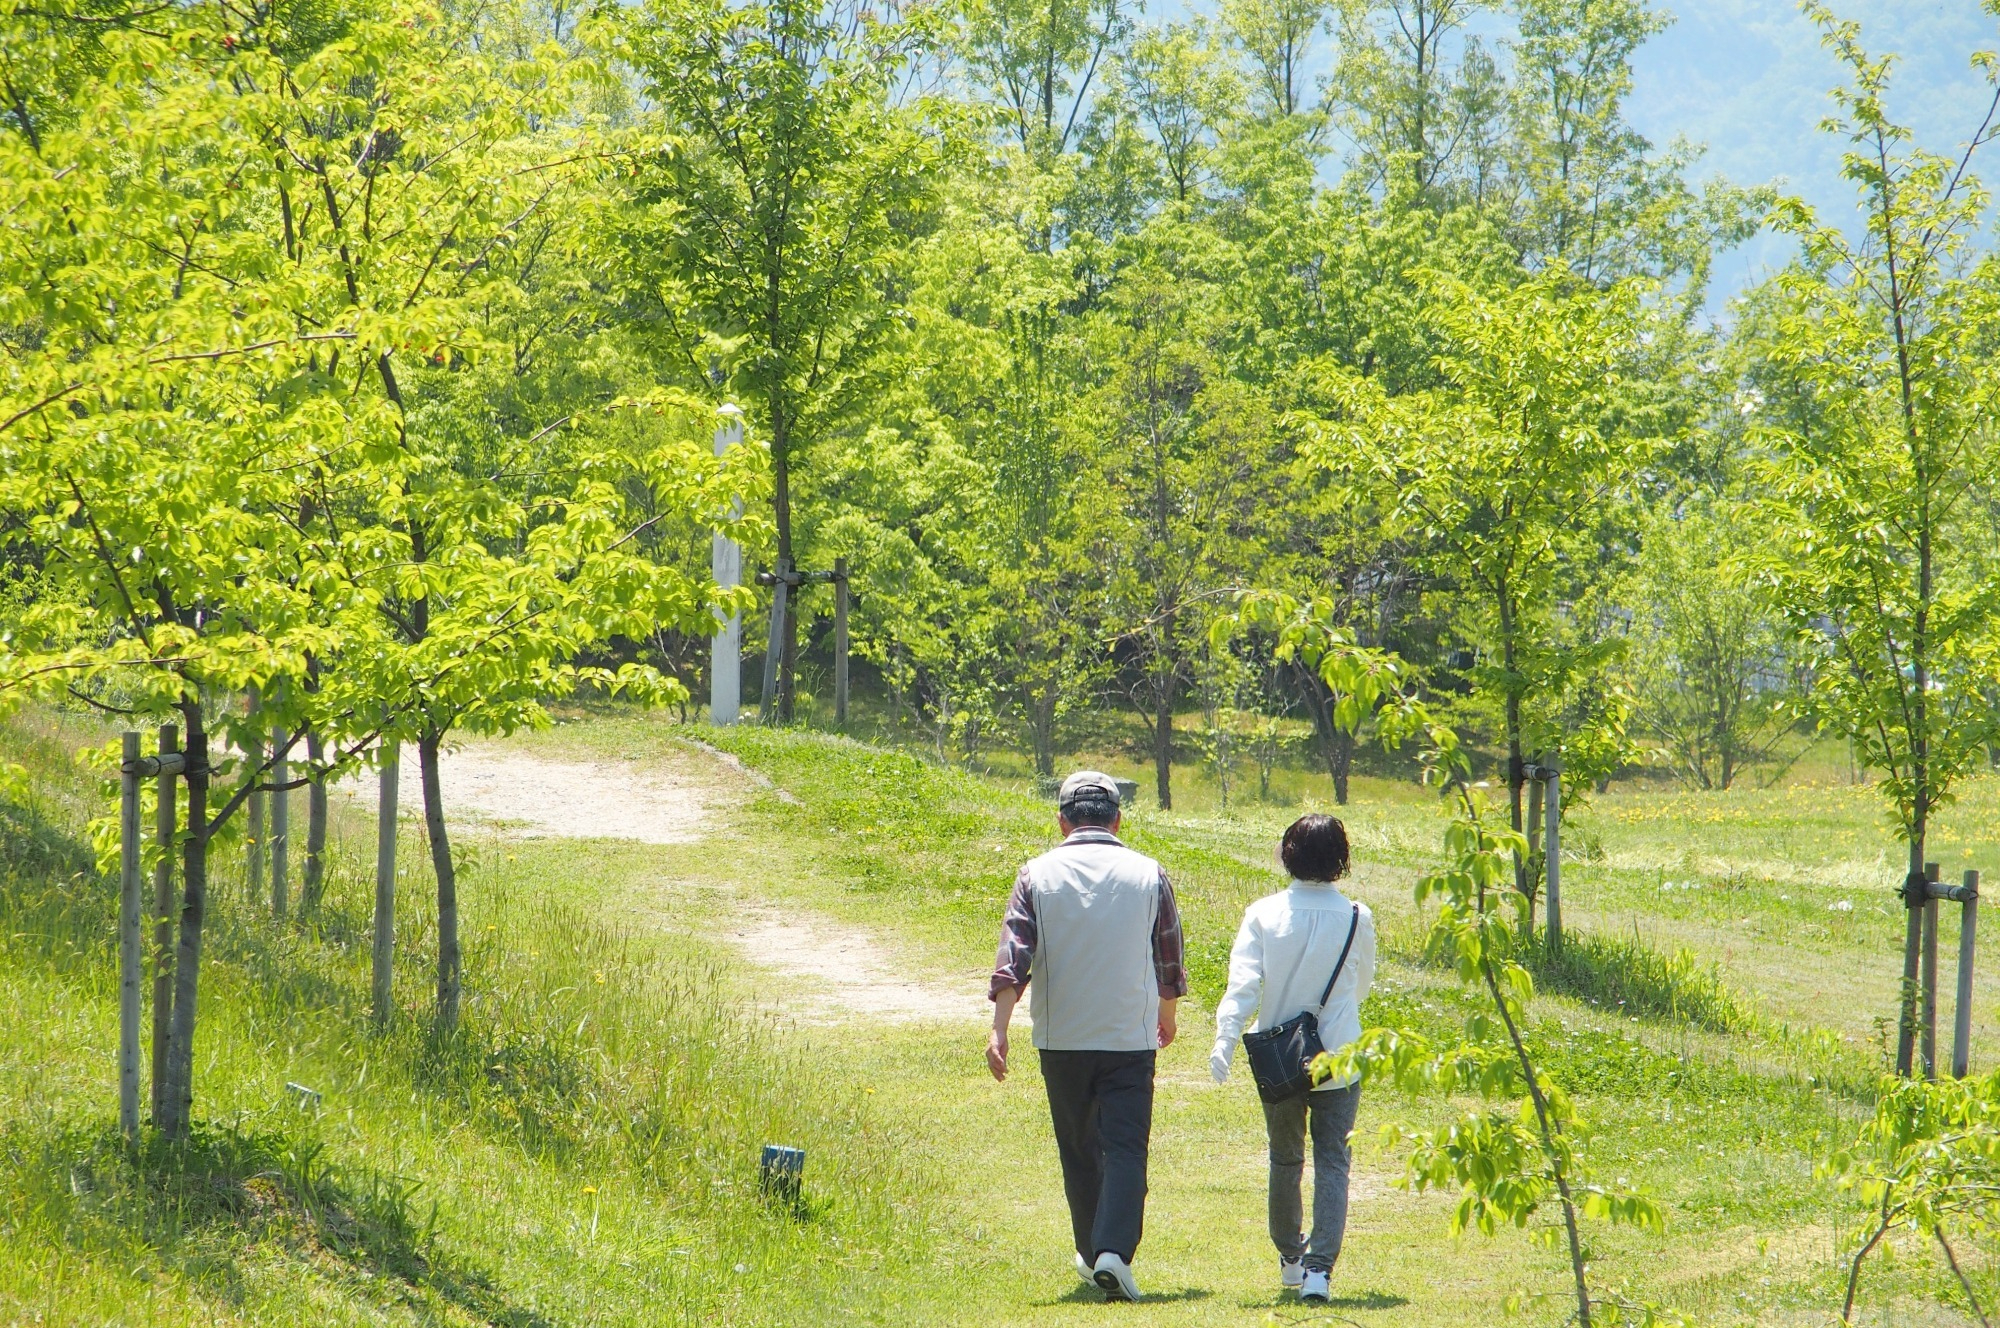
[1075,1253,1094,1284]
[1092,1251,1142,1302]
[1301,1268,1331,1303]
[1279,1257,1306,1289]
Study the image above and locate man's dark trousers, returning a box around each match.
[1039,1049,1156,1263]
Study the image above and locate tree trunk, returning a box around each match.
[1153,673,1175,811]
[419,730,460,1033]
[301,727,328,915]
[158,701,209,1141]
[1293,661,1352,806]
[1031,688,1057,779]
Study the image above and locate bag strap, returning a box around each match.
[1315,905,1362,1013]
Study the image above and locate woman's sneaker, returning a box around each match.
[1279,1257,1306,1289]
[1301,1268,1331,1303]
[1075,1253,1093,1284]
[1092,1251,1142,1302]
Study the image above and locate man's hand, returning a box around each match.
[1209,1040,1231,1084]
[1157,997,1178,1050]
[989,985,1020,1082]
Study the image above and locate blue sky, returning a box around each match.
[1625,0,1998,301]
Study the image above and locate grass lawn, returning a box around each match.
[3,703,1997,1324]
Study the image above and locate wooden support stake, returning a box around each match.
[834,558,850,729]
[1544,759,1563,951]
[118,732,142,1143]
[246,690,265,905]
[150,724,177,1123]
[372,746,398,1027]
[1922,861,1942,1079]
[1955,869,1980,1079]
[270,734,288,922]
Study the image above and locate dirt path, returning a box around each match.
[424,740,985,1024]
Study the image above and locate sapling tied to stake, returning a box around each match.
[1312,732,1669,1328]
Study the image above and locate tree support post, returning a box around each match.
[270,732,288,922]
[119,737,188,1137]
[118,732,142,1143]
[834,557,850,729]
[373,746,399,1027]
[150,724,178,1122]
[1951,870,1979,1078]
[246,690,265,906]
[1544,757,1562,951]
[1897,863,1939,1076]
[1922,862,1943,1078]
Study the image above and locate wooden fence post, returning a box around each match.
[118,732,142,1143]
[1544,758,1562,952]
[373,745,398,1027]
[834,558,850,729]
[150,724,177,1122]
[1954,869,1979,1079]
[246,690,265,905]
[270,733,288,921]
[1921,861,1942,1079]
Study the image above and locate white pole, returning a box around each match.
[710,407,744,725]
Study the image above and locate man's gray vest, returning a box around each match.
[1025,828,1164,1052]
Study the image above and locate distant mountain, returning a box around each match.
[1627,0,1997,304]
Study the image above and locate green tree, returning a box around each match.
[1629,500,1795,791]
[1331,0,1508,204]
[610,0,951,721]
[1095,242,1273,809]
[0,0,751,1132]
[1220,0,1333,124]
[958,0,1129,160]
[1118,19,1242,204]
[1750,2,2000,1076]
[1319,267,1652,919]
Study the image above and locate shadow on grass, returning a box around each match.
[7,1118,557,1327]
[1044,1284,1213,1306]
[1236,1289,1410,1315]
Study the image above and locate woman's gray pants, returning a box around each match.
[1261,1083,1360,1272]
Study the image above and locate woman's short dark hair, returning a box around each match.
[1281,813,1350,882]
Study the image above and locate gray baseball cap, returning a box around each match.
[1058,770,1124,813]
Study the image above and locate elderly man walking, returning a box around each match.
[987,770,1188,1303]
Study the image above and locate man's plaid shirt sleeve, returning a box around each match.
[989,866,1037,1000]
[1154,868,1189,998]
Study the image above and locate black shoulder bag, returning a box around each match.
[1242,906,1361,1104]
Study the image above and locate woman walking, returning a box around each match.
[1210,813,1376,1304]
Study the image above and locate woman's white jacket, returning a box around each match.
[1212,882,1375,1090]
